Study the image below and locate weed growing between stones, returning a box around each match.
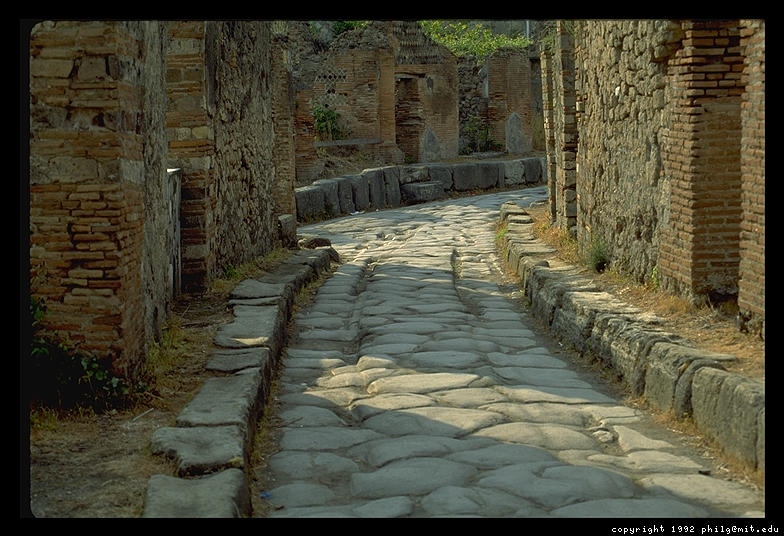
[586,236,611,273]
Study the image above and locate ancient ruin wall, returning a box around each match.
[737,20,765,336]
[542,22,577,233]
[487,49,533,154]
[271,33,297,217]
[574,20,681,282]
[658,20,745,301]
[209,21,278,272]
[30,21,170,378]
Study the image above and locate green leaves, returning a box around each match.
[419,20,531,62]
[312,103,344,141]
[29,296,132,410]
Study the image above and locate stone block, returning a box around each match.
[363,168,386,210]
[399,165,429,185]
[453,162,501,191]
[143,469,250,518]
[346,174,369,211]
[503,160,526,185]
[312,178,340,216]
[691,367,765,470]
[644,342,735,417]
[333,176,355,214]
[381,166,402,207]
[523,157,543,184]
[400,181,445,204]
[295,185,325,222]
[277,214,297,248]
[428,164,453,191]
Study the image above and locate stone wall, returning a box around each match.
[389,21,459,163]
[29,20,286,379]
[541,19,764,336]
[208,21,277,274]
[574,20,679,283]
[168,21,279,291]
[30,21,170,378]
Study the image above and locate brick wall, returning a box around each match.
[541,19,764,334]
[30,21,169,378]
[270,34,296,217]
[659,20,745,302]
[737,20,765,337]
[486,49,533,154]
[541,22,577,234]
[166,21,216,293]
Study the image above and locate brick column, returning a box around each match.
[659,20,744,303]
[29,21,151,377]
[737,19,765,337]
[166,21,216,292]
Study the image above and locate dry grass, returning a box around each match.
[524,204,764,383]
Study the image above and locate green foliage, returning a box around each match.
[332,20,368,35]
[647,265,660,291]
[586,236,611,273]
[419,20,531,62]
[29,297,133,411]
[461,115,500,154]
[312,103,344,141]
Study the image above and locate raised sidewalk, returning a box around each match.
[496,200,765,475]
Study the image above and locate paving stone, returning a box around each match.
[362,406,503,438]
[279,426,385,451]
[350,458,477,499]
[367,372,480,395]
[349,393,436,420]
[481,402,588,426]
[496,385,616,404]
[420,485,531,517]
[268,451,360,479]
[587,450,707,473]
[491,367,594,388]
[429,387,508,408]
[550,497,709,518]
[446,443,559,468]
[472,422,596,450]
[637,474,762,509]
[348,435,492,467]
[266,482,336,508]
[278,405,346,427]
[353,496,414,518]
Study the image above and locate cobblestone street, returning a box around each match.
[253,186,764,518]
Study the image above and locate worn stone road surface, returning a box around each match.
[255,186,764,518]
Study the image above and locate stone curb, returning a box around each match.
[295,156,547,223]
[497,201,765,473]
[142,246,336,518]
